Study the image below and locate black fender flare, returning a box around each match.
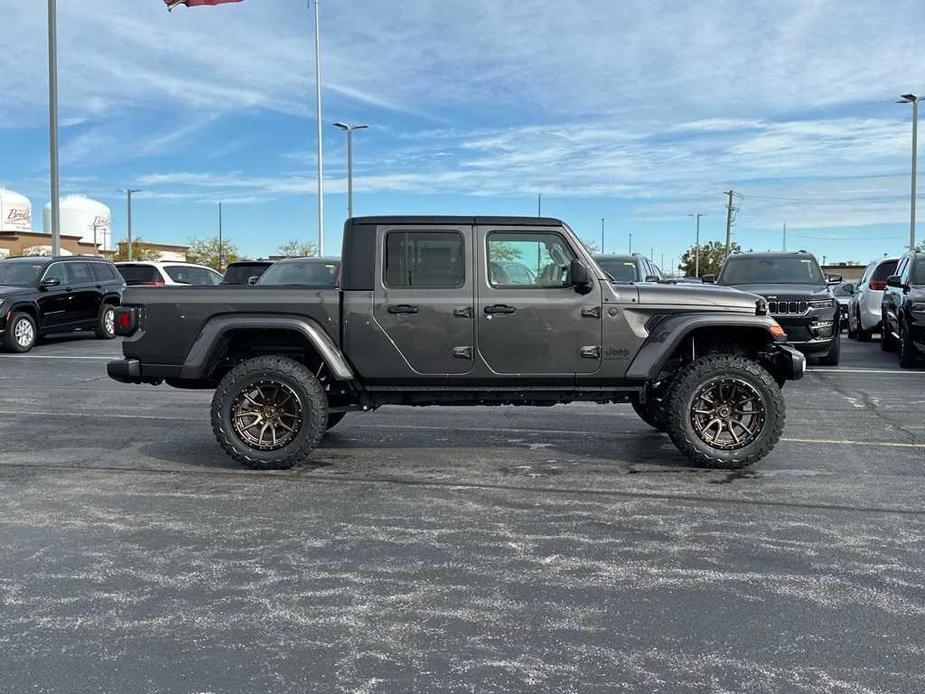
[178,314,355,381]
[625,312,785,381]
[6,300,40,322]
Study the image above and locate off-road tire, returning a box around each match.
[817,336,840,366]
[881,312,896,352]
[95,303,117,340]
[326,412,346,431]
[665,354,785,470]
[3,312,37,353]
[211,355,327,470]
[897,321,918,368]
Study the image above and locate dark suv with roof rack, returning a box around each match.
[0,255,125,353]
[706,251,842,365]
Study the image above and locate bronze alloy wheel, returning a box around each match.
[231,380,304,451]
[689,377,766,451]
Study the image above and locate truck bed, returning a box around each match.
[120,285,341,366]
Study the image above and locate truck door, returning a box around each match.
[36,262,70,328]
[476,226,602,375]
[371,225,475,375]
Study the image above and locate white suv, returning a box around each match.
[847,257,899,341]
[115,261,222,287]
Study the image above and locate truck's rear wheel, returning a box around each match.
[665,355,785,470]
[211,355,327,470]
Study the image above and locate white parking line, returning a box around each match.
[0,354,113,361]
[808,368,925,375]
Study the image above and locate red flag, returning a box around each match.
[165,0,243,10]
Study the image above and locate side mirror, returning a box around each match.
[841,283,855,295]
[701,274,716,284]
[569,259,592,293]
[40,277,60,289]
[247,275,260,285]
[644,274,660,283]
[886,275,904,289]
[826,273,843,285]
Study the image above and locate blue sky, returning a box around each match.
[1,0,923,269]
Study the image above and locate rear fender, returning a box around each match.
[179,314,354,381]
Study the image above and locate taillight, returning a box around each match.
[869,280,886,291]
[114,307,138,336]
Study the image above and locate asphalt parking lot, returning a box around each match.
[1,334,924,693]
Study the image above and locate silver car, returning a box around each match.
[847,257,898,341]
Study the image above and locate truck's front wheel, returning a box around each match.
[211,355,327,470]
[665,355,785,470]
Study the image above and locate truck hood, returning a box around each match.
[635,282,760,311]
[723,283,829,300]
[0,285,27,298]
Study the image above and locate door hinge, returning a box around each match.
[453,306,473,319]
[580,345,601,359]
[452,346,473,360]
[581,306,601,319]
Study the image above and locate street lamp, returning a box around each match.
[47,0,60,256]
[688,213,707,277]
[333,122,368,220]
[600,218,605,253]
[121,189,141,260]
[628,232,633,254]
[898,94,920,250]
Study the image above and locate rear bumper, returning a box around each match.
[107,358,141,383]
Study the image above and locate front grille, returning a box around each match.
[768,300,808,315]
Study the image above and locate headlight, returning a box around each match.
[808,298,835,309]
[911,303,925,313]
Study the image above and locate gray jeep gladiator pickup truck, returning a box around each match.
[108,216,804,470]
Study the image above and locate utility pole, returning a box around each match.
[898,95,919,250]
[782,223,787,252]
[123,189,140,261]
[600,218,605,253]
[688,213,707,277]
[628,232,633,254]
[724,190,735,259]
[311,0,325,255]
[537,193,542,217]
[218,202,223,272]
[661,252,665,269]
[47,0,61,256]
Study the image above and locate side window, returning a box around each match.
[66,262,93,284]
[897,257,910,282]
[42,263,67,283]
[859,262,874,285]
[384,231,465,288]
[90,262,117,282]
[487,231,576,288]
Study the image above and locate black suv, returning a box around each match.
[708,252,842,365]
[881,251,925,367]
[0,255,125,353]
[593,254,664,282]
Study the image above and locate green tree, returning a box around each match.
[679,240,741,277]
[489,242,521,262]
[277,240,319,258]
[111,238,162,262]
[187,236,239,271]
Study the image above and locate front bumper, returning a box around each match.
[773,344,806,381]
[775,314,839,353]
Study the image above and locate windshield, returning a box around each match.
[257,260,339,287]
[222,263,270,284]
[595,257,638,282]
[719,256,825,286]
[0,261,45,286]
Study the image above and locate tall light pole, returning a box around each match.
[537,193,542,217]
[688,212,707,277]
[333,122,368,221]
[898,94,920,250]
[122,189,141,261]
[628,232,633,254]
[600,218,605,253]
[311,0,325,255]
[218,202,224,271]
[47,0,60,256]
